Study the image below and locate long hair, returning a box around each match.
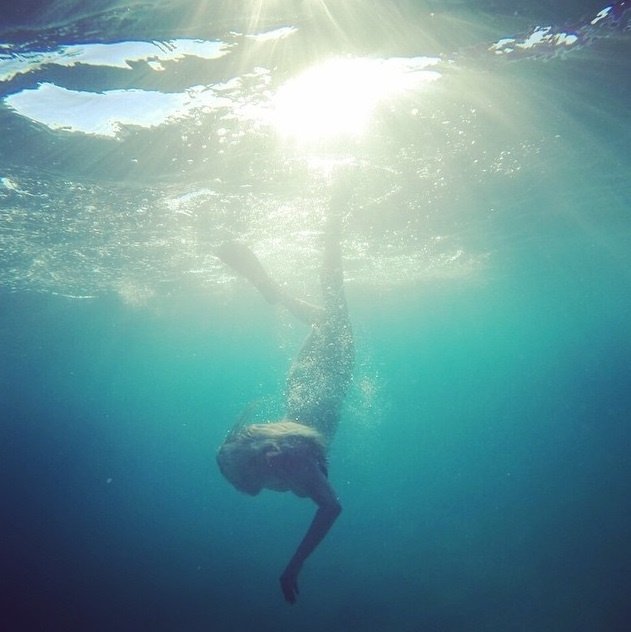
[216,420,327,495]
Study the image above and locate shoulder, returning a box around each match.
[284,452,339,511]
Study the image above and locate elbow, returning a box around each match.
[318,498,342,518]
[329,499,342,518]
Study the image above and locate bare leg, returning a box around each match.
[320,208,346,324]
[285,192,354,441]
[216,242,323,325]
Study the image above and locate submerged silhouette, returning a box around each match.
[216,191,354,604]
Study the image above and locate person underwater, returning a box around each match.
[216,198,354,604]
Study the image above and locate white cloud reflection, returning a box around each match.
[245,26,298,42]
[4,47,441,140]
[5,82,229,137]
[0,39,231,83]
[489,26,578,56]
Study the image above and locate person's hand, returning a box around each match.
[280,566,300,604]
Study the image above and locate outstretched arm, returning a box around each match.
[280,465,342,604]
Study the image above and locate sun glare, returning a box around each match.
[270,56,441,143]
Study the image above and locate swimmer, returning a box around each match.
[216,189,354,604]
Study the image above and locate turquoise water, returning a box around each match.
[1,1,630,630]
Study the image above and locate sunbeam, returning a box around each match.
[269,55,441,143]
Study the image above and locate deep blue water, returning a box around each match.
[1,1,630,631]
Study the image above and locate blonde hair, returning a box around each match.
[217,421,327,495]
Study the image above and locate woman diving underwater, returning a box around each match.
[216,194,354,604]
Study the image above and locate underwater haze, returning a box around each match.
[1,1,630,630]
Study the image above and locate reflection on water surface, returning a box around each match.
[0,1,629,301]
